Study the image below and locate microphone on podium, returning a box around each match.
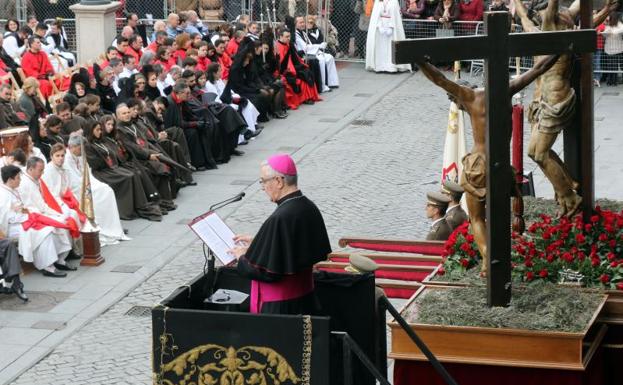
[204,192,245,298]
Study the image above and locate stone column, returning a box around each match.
[69,1,122,64]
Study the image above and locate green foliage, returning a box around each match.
[404,282,603,332]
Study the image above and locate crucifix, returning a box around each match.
[392,9,595,307]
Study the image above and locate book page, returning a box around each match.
[189,213,236,265]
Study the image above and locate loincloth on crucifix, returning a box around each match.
[527,89,576,134]
[460,152,487,200]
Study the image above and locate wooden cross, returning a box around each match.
[392,11,596,307]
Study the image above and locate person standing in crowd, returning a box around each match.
[366,0,411,73]
[229,154,331,315]
[458,0,484,35]
[602,12,623,86]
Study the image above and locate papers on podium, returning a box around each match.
[188,212,236,266]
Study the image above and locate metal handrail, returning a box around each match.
[381,296,459,385]
[332,331,392,385]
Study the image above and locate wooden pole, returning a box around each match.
[485,13,512,307]
[579,0,595,220]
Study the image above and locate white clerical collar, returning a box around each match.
[431,217,444,228]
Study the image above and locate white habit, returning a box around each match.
[294,30,340,91]
[365,0,411,73]
[63,150,128,246]
[42,162,83,226]
[205,79,260,141]
[0,184,70,270]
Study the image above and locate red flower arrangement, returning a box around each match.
[439,207,623,290]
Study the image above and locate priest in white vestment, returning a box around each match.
[41,144,84,228]
[18,157,79,267]
[365,0,411,73]
[0,164,72,277]
[294,17,340,92]
[64,136,130,246]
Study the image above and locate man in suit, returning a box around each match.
[425,191,452,241]
[442,180,469,230]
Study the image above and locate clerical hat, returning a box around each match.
[442,180,464,194]
[427,191,451,209]
[345,254,378,274]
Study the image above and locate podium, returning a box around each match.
[152,267,385,385]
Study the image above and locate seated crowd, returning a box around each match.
[0,12,340,301]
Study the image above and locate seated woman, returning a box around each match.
[116,73,147,105]
[142,65,164,101]
[97,115,163,221]
[204,63,261,138]
[14,132,46,163]
[154,47,175,72]
[17,77,49,140]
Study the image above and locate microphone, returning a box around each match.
[204,192,245,300]
[209,192,245,212]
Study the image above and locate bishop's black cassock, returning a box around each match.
[237,190,331,315]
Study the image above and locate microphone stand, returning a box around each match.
[203,192,246,299]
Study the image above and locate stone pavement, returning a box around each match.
[3,64,623,385]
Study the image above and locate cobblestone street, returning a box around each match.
[7,64,623,384]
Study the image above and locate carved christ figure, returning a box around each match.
[512,0,616,217]
[416,55,560,275]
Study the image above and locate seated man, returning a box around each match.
[45,20,76,67]
[213,39,232,80]
[425,191,452,241]
[228,154,331,314]
[2,26,30,65]
[119,55,139,80]
[441,180,468,231]
[4,163,74,278]
[294,16,339,93]
[56,102,87,137]
[0,83,28,129]
[20,36,55,98]
[275,28,321,110]
[0,206,27,300]
[64,136,130,245]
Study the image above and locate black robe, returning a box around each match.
[85,139,161,220]
[237,190,332,314]
[163,95,217,169]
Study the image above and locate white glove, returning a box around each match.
[384,27,394,37]
[320,42,327,50]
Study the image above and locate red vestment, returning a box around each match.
[21,50,55,98]
[226,39,239,57]
[196,56,211,72]
[274,41,320,110]
[126,46,142,65]
[218,52,232,80]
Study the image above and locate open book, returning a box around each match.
[189,212,236,266]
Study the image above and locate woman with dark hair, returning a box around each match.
[68,68,96,98]
[185,70,247,164]
[205,63,261,136]
[116,73,147,105]
[142,65,163,101]
[154,47,175,72]
[95,67,117,114]
[3,19,19,37]
[85,119,162,221]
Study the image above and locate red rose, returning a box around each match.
[609,239,616,248]
[525,260,534,268]
[605,225,615,233]
[467,249,476,257]
[542,232,551,240]
[600,274,610,284]
[546,255,555,263]
[577,251,586,261]
[526,271,534,281]
[599,233,608,242]
[608,252,616,261]
[437,267,446,276]
[617,282,623,291]
[575,233,586,244]
[591,258,600,267]
[585,224,593,232]
[591,215,600,223]
[611,261,618,268]
[539,269,548,278]
[460,258,469,268]
[460,242,471,252]
[562,252,573,262]
[466,234,475,243]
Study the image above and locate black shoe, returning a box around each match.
[255,124,265,130]
[273,111,288,119]
[124,228,129,235]
[187,181,197,186]
[303,100,315,105]
[239,140,249,145]
[12,285,28,302]
[42,269,67,278]
[0,286,11,295]
[196,166,207,171]
[232,150,245,156]
[66,250,82,261]
[54,262,77,271]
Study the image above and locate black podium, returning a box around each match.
[152,267,385,385]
